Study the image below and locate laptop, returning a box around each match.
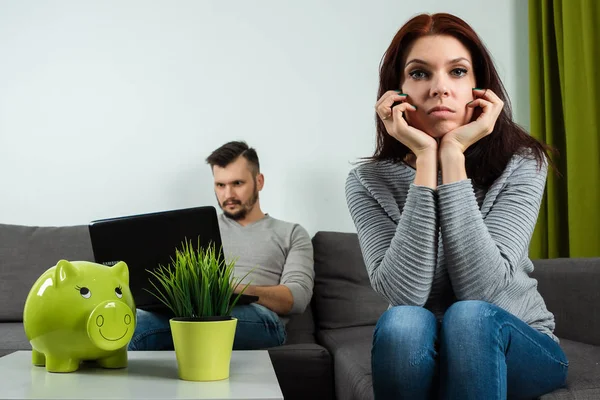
[88,206,258,314]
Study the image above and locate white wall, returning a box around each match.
[0,0,528,236]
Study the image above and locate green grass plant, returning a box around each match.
[145,238,250,318]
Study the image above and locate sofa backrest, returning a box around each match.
[531,257,600,346]
[0,223,95,322]
[0,222,320,340]
[311,231,388,330]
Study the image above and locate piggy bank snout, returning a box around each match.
[87,300,135,351]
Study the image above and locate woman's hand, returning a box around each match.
[375,91,438,158]
[440,88,504,153]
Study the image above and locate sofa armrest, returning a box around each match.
[531,257,600,346]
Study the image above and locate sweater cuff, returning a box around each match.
[437,179,480,232]
[283,282,311,315]
[437,179,475,206]
[406,183,437,207]
[410,183,437,196]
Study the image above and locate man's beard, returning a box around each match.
[219,184,259,221]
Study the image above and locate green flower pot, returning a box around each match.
[170,317,237,381]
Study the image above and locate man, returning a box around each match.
[128,141,314,350]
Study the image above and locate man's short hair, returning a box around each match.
[206,141,260,176]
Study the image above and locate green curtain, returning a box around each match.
[529,0,600,259]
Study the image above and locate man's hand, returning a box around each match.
[233,284,294,315]
[232,283,246,295]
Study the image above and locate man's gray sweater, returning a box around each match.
[218,214,314,315]
[345,153,557,341]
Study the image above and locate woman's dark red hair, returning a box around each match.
[369,13,554,187]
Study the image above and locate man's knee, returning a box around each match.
[128,308,173,351]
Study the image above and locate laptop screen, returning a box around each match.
[88,206,223,310]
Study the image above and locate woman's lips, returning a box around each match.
[429,110,455,118]
[427,106,455,118]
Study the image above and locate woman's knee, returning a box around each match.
[443,300,496,325]
[374,306,437,345]
[441,300,500,341]
[372,306,438,379]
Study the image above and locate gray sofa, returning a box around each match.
[1,224,599,399]
[312,232,600,400]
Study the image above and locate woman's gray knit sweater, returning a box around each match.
[345,153,557,341]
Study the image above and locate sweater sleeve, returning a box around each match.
[437,156,547,301]
[345,169,438,306]
[280,224,315,314]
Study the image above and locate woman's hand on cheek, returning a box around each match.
[376,91,438,158]
[440,88,504,153]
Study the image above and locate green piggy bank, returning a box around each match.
[23,260,136,373]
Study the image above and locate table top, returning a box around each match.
[0,351,283,400]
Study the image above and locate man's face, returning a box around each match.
[212,156,264,220]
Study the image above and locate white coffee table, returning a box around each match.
[0,350,283,400]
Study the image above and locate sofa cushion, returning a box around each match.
[284,304,317,345]
[540,339,600,399]
[268,343,334,400]
[312,232,388,330]
[318,326,375,400]
[318,326,599,400]
[0,224,94,321]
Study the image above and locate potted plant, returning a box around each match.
[145,238,250,381]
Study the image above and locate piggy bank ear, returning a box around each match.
[112,261,129,286]
[54,260,79,287]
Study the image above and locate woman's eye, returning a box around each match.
[451,68,468,77]
[409,70,428,80]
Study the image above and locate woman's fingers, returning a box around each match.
[467,98,490,110]
[378,94,406,119]
[391,102,417,121]
[376,92,407,120]
[467,97,499,134]
[374,91,397,112]
[376,91,406,107]
[473,88,504,106]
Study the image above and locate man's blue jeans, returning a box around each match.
[372,300,568,400]
[128,303,286,351]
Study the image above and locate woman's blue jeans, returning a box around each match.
[128,303,286,351]
[372,301,568,400]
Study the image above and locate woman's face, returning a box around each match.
[401,35,477,138]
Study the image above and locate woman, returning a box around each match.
[345,13,568,400]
